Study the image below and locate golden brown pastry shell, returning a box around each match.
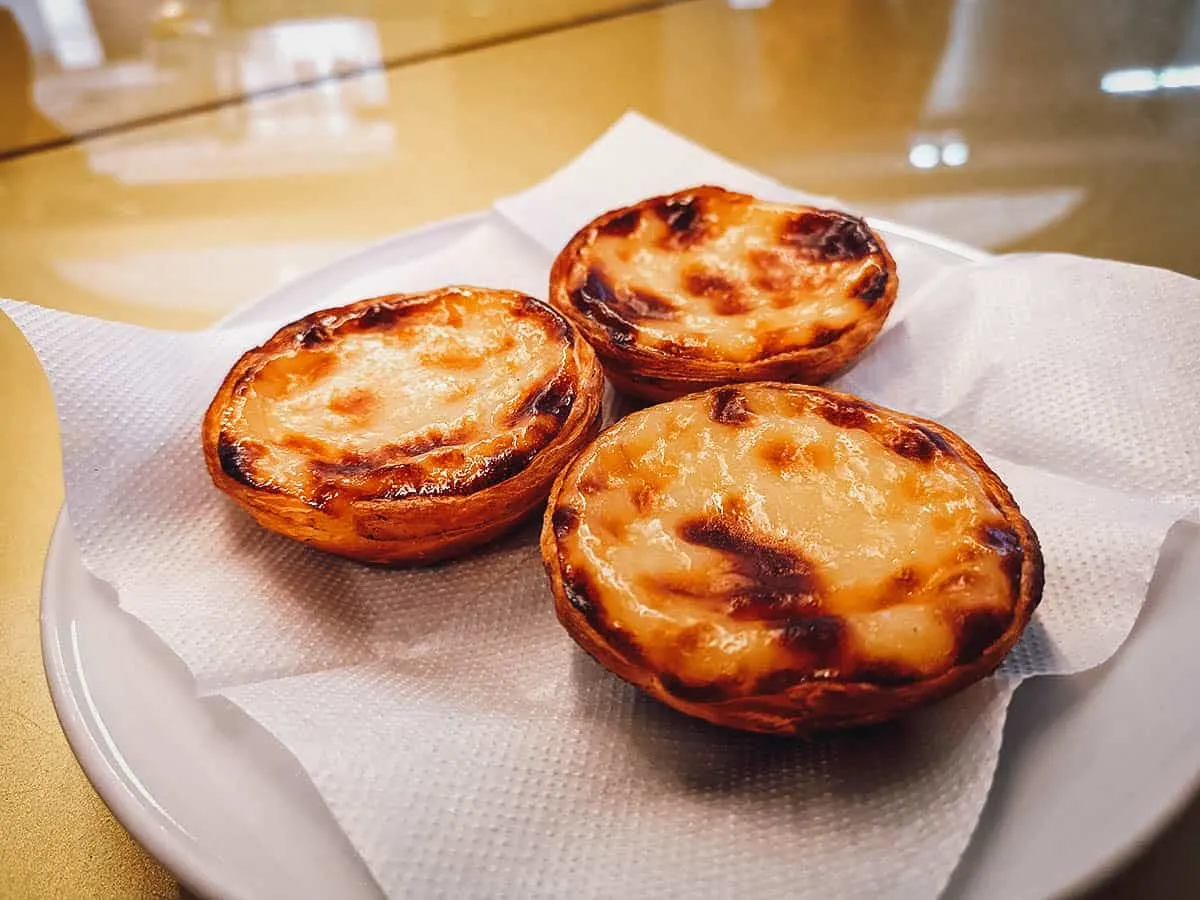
[204,288,605,565]
[548,186,900,402]
[540,383,1043,734]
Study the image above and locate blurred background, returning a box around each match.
[1,0,1198,329]
[1,1,1199,897]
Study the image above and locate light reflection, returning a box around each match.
[908,143,940,170]
[239,18,385,97]
[1101,65,1200,94]
[5,5,394,171]
[1157,64,1200,89]
[83,17,394,183]
[36,0,103,69]
[941,140,969,167]
[159,0,186,20]
[908,138,970,170]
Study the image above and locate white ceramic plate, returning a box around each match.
[41,213,1200,900]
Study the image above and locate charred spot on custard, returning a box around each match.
[308,441,534,500]
[778,615,846,669]
[919,425,954,456]
[217,433,268,489]
[678,515,822,622]
[510,293,547,321]
[511,294,573,342]
[605,625,647,666]
[569,268,637,346]
[355,301,409,331]
[598,208,642,237]
[563,567,597,617]
[953,608,1013,665]
[681,267,747,316]
[816,396,873,431]
[506,371,576,427]
[729,589,822,623]
[709,387,753,426]
[551,505,581,539]
[979,523,1022,557]
[885,426,942,463]
[979,523,1025,594]
[618,289,679,322]
[296,322,331,347]
[654,194,704,242]
[564,572,648,666]
[781,211,877,262]
[472,447,534,491]
[854,266,890,304]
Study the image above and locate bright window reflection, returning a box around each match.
[85,16,394,183]
[1157,64,1200,89]
[908,138,971,170]
[1101,65,1200,94]
[908,143,940,170]
[36,0,103,69]
[941,141,970,167]
[240,18,384,98]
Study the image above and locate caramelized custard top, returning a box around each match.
[550,384,1023,699]
[216,287,583,507]
[557,186,893,364]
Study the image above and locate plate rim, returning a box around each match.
[39,508,264,900]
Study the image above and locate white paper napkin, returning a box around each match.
[5,112,1198,899]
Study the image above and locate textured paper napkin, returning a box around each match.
[5,113,1199,899]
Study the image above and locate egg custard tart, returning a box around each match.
[204,287,604,565]
[548,185,898,401]
[542,383,1042,733]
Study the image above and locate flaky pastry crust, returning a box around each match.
[541,383,1042,734]
[204,287,604,564]
[548,186,899,401]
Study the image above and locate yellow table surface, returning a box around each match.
[2,0,1198,896]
